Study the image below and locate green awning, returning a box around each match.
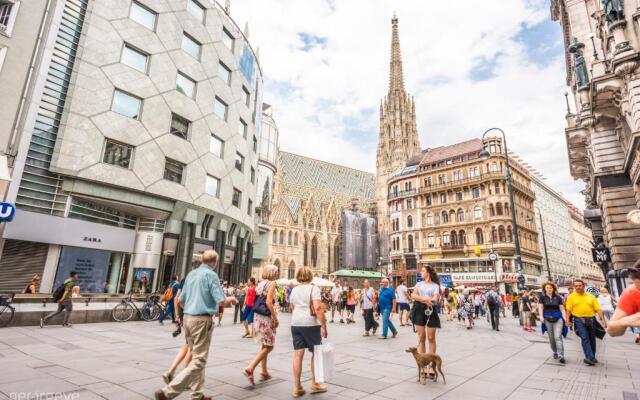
[331,269,386,278]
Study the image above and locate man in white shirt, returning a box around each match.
[329,282,343,323]
[361,280,378,336]
[396,280,410,326]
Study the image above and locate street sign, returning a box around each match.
[488,251,498,262]
[591,247,611,263]
[0,202,15,222]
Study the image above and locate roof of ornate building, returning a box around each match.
[276,151,375,221]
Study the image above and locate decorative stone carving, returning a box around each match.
[602,0,625,22]
[609,20,633,55]
[569,38,589,89]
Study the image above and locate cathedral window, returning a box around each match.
[288,231,292,246]
[272,230,278,245]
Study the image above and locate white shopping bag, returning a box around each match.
[313,342,335,383]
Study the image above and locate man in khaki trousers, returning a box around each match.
[155,250,237,400]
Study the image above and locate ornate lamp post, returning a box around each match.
[479,128,526,290]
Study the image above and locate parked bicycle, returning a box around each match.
[112,292,164,322]
[0,293,15,328]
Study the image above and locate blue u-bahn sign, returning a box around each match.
[0,202,16,222]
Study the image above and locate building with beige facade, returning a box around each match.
[386,138,543,291]
[0,0,262,293]
[568,202,606,285]
[551,0,640,273]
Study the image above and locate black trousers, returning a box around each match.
[489,306,500,330]
[233,304,241,323]
[363,309,378,332]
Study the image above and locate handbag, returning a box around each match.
[595,320,606,340]
[253,282,272,317]
[313,342,335,383]
[309,285,317,317]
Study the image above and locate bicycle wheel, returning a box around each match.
[142,303,162,321]
[112,302,135,322]
[0,305,14,327]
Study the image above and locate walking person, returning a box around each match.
[346,286,357,323]
[162,271,192,384]
[290,267,328,397]
[243,265,279,385]
[411,266,441,379]
[607,262,640,342]
[340,282,348,322]
[361,279,378,336]
[566,279,607,366]
[446,289,458,322]
[485,286,501,331]
[241,277,256,338]
[378,278,397,339]
[396,279,410,326]
[329,281,342,323]
[154,250,237,400]
[538,281,568,363]
[40,271,77,328]
[511,292,520,318]
[597,287,615,321]
[159,276,181,325]
[460,289,475,329]
[520,290,533,332]
[233,284,246,324]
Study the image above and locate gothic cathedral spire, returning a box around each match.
[375,14,421,257]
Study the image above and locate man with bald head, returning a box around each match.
[155,250,237,400]
[378,278,398,339]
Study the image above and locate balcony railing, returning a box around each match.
[388,188,416,200]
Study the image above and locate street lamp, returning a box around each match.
[479,128,526,290]
[527,207,552,281]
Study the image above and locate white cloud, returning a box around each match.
[232,0,585,206]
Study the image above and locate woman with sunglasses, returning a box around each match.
[411,266,441,377]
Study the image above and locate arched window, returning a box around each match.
[288,260,296,279]
[457,208,464,222]
[442,232,450,245]
[428,233,435,248]
[288,231,292,246]
[475,228,484,244]
[294,232,299,245]
[451,230,458,246]
[498,226,506,242]
[441,211,449,223]
[507,226,513,242]
[407,235,414,251]
[504,202,510,215]
[279,231,284,244]
[333,238,340,270]
[491,227,498,243]
[274,259,281,276]
[272,230,278,244]
[496,203,503,215]
[459,230,466,245]
[474,206,482,219]
[427,213,433,225]
[303,236,309,265]
[407,215,413,228]
[489,204,495,216]
[311,237,318,268]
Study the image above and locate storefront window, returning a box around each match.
[54,247,126,294]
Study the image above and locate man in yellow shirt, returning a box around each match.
[566,279,607,365]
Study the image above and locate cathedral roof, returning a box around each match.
[418,139,483,167]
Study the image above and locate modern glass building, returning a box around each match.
[0,0,263,293]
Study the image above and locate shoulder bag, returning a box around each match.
[253,282,273,317]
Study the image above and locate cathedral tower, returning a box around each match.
[375,14,421,255]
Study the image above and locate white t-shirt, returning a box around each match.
[415,281,439,300]
[598,294,614,311]
[396,284,409,303]
[290,284,322,327]
[330,286,342,302]
[362,287,375,310]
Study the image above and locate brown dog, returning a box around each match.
[405,347,446,384]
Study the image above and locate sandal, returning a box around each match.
[242,368,255,386]
[293,388,306,397]
[260,372,272,381]
[362,332,370,337]
[311,383,327,393]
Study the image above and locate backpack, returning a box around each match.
[341,290,348,302]
[52,284,66,302]
[161,285,174,302]
[487,293,497,307]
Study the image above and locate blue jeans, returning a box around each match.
[159,301,175,323]
[574,317,596,360]
[381,307,397,337]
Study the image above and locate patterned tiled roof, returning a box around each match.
[279,152,375,201]
[418,139,483,167]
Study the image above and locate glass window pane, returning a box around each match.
[170,114,190,139]
[112,90,141,119]
[238,119,247,138]
[103,140,133,168]
[247,199,252,216]
[218,62,231,85]
[164,158,184,183]
[222,28,234,50]
[121,45,148,72]
[232,188,241,207]
[176,72,195,98]
[206,175,219,197]
[243,86,250,106]
[235,152,244,172]
[186,0,205,23]
[210,135,224,157]
[213,97,227,120]
[252,136,257,152]
[181,33,201,59]
[130,2,156,30]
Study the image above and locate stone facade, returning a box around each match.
[386,138,543,290]
[375,15,421,259]
[266,152,375,278]
[551,0,640,271]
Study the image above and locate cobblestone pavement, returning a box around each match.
[0,310,638,400]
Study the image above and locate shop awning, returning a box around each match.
[330,269,386,279]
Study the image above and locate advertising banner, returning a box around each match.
[54,246,111,293]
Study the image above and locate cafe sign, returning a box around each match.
[451,273,496,283]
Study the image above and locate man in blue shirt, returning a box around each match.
[378,278,398,339]
[155,250,237,400]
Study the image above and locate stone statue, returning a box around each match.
[602,0,624,23]
[569,38,589,88]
